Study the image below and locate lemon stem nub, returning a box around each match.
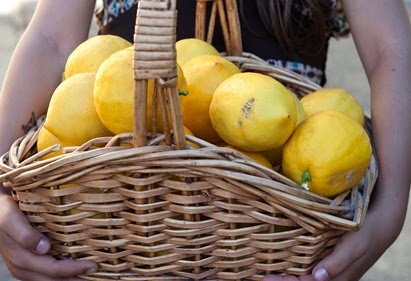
[178,90,189,96]
[301,171,311,191]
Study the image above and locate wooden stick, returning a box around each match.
[166,85,186,150]
[225,0,243,56]
[216,0,231,52]
[206,1,218,43]
[195,1,207,40]
[157,82,172,145]
[133,80,148,147]
[151,81,159,139]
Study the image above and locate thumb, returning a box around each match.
[311,232,365,281]
[0,194,51,254]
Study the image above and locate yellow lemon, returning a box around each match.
[282,110,372,198]
[93,48,134,134]
[225,145,273,169]
[261,145,284,167]
[301,88,364,126]
[94,47,187,135]
[44,73,112,145]
[180,55,240,142]
[290,91,306,126]
[259,92,304,165]
[177,63,188,95]
[37,126,64,159]
[180,55,241,143]
[176,38,220,67]
[63,35,131,79]
[210,72,297,151]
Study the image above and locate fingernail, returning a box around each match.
[86,267,98,274]
[314,268,330,281]
[35,238,50,254]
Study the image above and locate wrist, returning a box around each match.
[367,181,409,243]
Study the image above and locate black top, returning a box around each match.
[95,1,348,85]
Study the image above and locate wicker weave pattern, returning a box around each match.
[0,115,377,280]
[0,0,378,280]
[134,0,177,80]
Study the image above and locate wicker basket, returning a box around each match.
[0,0,378,280]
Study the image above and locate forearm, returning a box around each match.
[0,0,96,166]
[0,30,68,197]
[0,14,91,198]
[371,63,411,188]
[0,29,66,154]
[366,47,411,243]
[345,0,411,239]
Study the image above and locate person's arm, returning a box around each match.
[262,1,411,281]
[310,1,411,280]
[0,1,98,280]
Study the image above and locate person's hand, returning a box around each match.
[0,189,98,281]
[262,186,407,281]
[263,210,384,281]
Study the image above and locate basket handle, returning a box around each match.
[195,0,243,56]
[133,0,186,149]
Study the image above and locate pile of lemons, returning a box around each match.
[38,35,372,199]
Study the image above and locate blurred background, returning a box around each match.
[0,0,410,280]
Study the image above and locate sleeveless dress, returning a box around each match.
[94,0,349,86]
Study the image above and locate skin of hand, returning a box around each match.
[0,1,98,280]
[262,0,411,280]
[0,188,97,281]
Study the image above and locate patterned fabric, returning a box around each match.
[95,0,138,26]
[330,0,350,37]
[267,59,324,85]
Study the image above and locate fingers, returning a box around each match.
[311,231,367,281]
[0,194,97,280]
[16,250,98,278]
[312,216,392,281]
[1,231,97,280]
[261,222,371,281]
[11,258,97,281]
[0,194,50,254]
[10,267,89,281]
